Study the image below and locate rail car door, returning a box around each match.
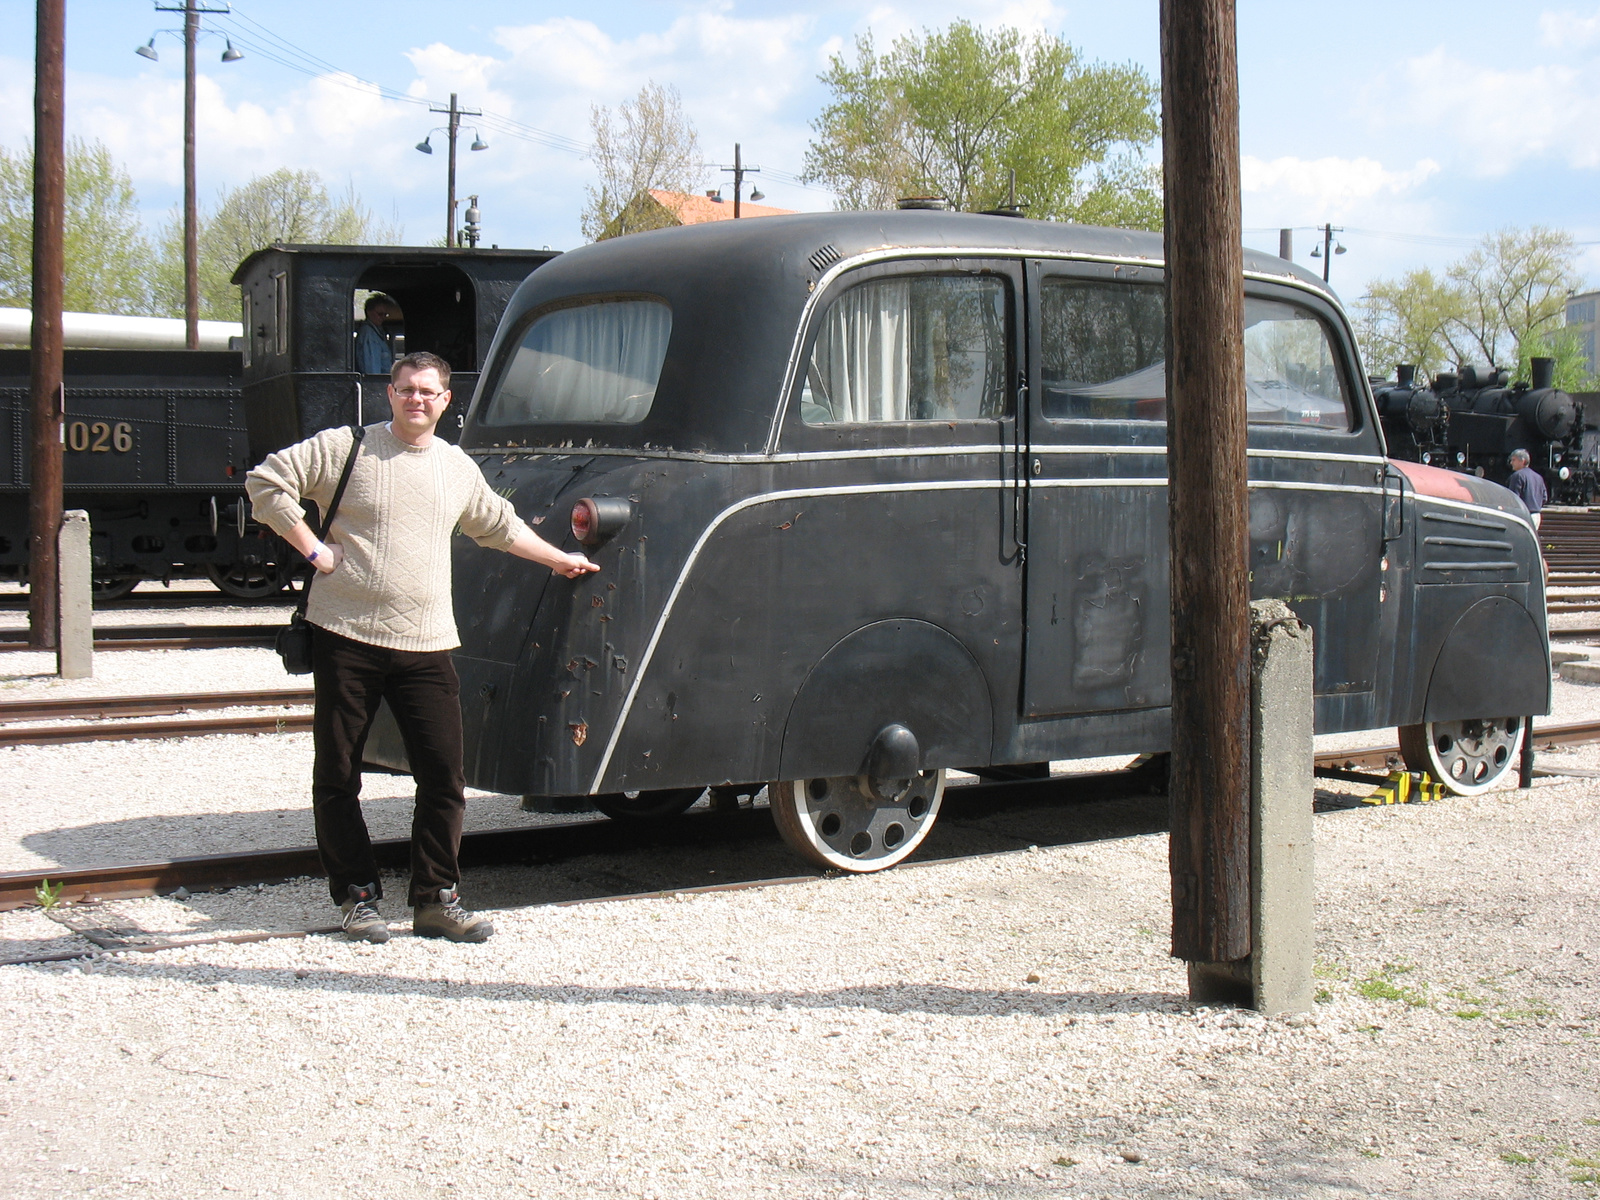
[1021,259,1171,718]
[1020,263,1389,727]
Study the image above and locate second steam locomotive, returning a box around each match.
[1374,356,1598,503]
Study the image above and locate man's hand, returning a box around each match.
[310,541,345,575]
[554,553,600,579]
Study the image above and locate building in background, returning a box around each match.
[1567,290,1599,375]
[599,189,795,240]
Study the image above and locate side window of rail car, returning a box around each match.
[1039,278,1165,421]
[1039,281,1353,431]
[800,274,1010,424]
[481,298,672,426]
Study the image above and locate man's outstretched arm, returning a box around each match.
[507,528,599,579]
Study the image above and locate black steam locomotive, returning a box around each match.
[0,245,556,598]
[1373,356,1598,504]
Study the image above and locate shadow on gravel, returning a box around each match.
[73,956,1195,1016]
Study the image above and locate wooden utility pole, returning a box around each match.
[1161,0,1252,966]
[427,94,479,247]
[182,0,198,349]
[28,0,66,652]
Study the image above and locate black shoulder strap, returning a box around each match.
[296,425,365,613]
[317,424,367,540]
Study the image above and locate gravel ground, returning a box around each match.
[0,643,1598,1195]
[0,773,1596,1198]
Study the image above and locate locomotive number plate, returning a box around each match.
[65,420,134,453]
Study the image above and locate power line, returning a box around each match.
[212,5,833,195]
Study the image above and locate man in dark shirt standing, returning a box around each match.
[1506,449,1549,528]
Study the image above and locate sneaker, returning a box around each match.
[340,883,390,944]
[412,886,494,943]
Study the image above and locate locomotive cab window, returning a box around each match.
[351,262,477,375]
[481,298,672,426]
[800,274,1010,424]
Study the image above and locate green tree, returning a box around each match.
[1354,267,1459,379]
[1357,227,1591,388]
[155,168,400,320]
[582,81,706,241]
[803,22,1161,227]
[0,139,156,315]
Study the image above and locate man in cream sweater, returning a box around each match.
[247,351,597,943]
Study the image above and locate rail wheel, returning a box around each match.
[769,769,945,872]
[90,576,140,601]
[1398,717,1524,796]
[592,787,705,821]
[205,561,286,599]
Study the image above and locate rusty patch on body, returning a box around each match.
[569,722,588,746]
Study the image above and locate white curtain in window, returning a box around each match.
[490,299,671,425]
[808,280,911,422]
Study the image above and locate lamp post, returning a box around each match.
[1308,223,1346,283]
[138,1,241,349]
[415,94,486,247]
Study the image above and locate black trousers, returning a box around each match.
[310,625,465,906]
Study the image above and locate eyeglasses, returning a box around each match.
[393,387,445,401]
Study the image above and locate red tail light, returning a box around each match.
[570,496,633,546]
[571,498,596,543]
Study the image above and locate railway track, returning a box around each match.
[0,688,312,747]
[0,624,279,652]
[5,720,1599,923]
[0,592,295,612]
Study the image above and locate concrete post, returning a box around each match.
[1187,599,1315,1011]
[57,509,92,679]
[1246,598,1314,1012]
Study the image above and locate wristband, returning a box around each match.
[307,543,326,563]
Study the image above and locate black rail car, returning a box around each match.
[363,210,1547,873]
[0,348,265,598]
[2,245,558,598]
[1374,358,1597,503]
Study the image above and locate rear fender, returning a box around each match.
[778,619,992,780]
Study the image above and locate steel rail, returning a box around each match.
[0,767,1173,912]
[0,623,279,653]
[0,711,311,748]
[0,689,313,725]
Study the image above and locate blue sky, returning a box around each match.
[0,1,1595,304]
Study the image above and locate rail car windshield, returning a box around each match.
[1040,289,1351,429]
[799,275,1009,423]
[481,298,672,426]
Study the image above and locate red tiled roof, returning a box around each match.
[648,189,796,225]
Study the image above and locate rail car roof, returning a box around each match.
[230,243,560,284]
[469,211,1344,456]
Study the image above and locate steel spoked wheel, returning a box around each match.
[592,787,705,821]
[769,769,945,872]
[1398,717,1524,796]
[205,560,287,599]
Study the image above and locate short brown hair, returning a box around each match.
[391,350,451,388]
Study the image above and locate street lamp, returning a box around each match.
[1308,223,1346,282]
[135,1,241,349]
[413,94,485,247]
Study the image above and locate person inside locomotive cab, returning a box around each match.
[246,351,600,945]
[356,294,402,375]
[1507,449,1548,528]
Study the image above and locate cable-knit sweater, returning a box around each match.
[246,423,528,652]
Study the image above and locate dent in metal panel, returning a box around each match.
[1070,555,1147,691]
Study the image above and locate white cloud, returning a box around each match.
[1379,47,1600,175]
[1242,155,1440,217]
[1539,6,1600,47]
